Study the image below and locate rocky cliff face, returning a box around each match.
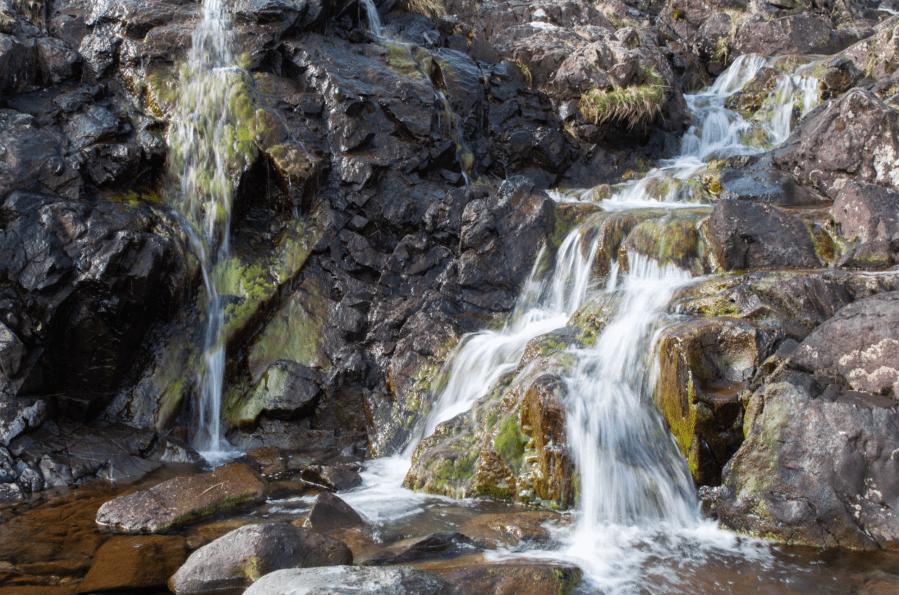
[1,0,899,554]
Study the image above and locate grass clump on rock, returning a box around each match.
[579,67,665,128]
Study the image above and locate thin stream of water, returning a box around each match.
[168,0,242,464]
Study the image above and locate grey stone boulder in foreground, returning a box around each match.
[169,522,352,595]
[243,566,463,595]
[96,463,266,533]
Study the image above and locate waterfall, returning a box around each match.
[344,53,822,587]
[416,228,601,442]
[361,0,383,36]
[167,0,242,463]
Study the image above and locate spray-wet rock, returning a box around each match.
[169,522,352,595]
[96,463,266,533]
[430,561,583,595]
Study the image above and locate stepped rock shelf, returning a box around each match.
[2,0,899,592]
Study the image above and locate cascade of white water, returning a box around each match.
[349,54,826,588]
[417,227,601,442]
[563,254,697,530]
[168,0,243,463]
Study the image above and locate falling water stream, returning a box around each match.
[168,0,242,463]
[340,54,830,592]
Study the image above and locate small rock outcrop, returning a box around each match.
[706,199,822,271]
[169,523,352,595]
[303,492,365,533]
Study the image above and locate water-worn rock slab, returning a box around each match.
[302,492,364,533]
[76,535,186,593]
[96,463,266,533]
[369,532,482,565]
[169,522,352,595]
[790,291,899,397]
[242,566,463,595]
[706,199,821,271]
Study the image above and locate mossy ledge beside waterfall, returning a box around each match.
[167,0,244,461]
[4,0,899,592]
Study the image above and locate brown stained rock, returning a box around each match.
[76,535,186,593]
[519,375,575,506]
[431,561,582,595]
[169,523,352,595]
[789,291,899,397]
[95,463,266,533]
[653,318,779,486]
[301,492,364,533]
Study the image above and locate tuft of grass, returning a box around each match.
[579,67,665,128]
[400,0,446,19]
[516,58,533,86]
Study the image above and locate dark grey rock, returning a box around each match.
[714,374,899,549]
[789,291,899,397]
[169,522,353,595]
[706,199,822,271]
[303,491,364,532]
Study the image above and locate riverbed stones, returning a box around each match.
[169,523,352,595]
[706,199,822,271]
[76,535,186,593]
[243,566,463,595]
[302,492,364,533]
[95,463,266,533]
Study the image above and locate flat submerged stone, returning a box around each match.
[95,463,266,533]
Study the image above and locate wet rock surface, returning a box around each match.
[169,522,352,595]
[77,534,186,593]
[302,491,365,533]
[431,560,583,595]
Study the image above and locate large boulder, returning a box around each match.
[95,463,266,533]
[169,523,352,595]
[432,561,582,595]
[706,199,822,271]
[711,374,899,549]
[302,492,364,533]
[773,89,899,198]
[789,291,899,397]
[243,566,463,595]
[733,14,852,56]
